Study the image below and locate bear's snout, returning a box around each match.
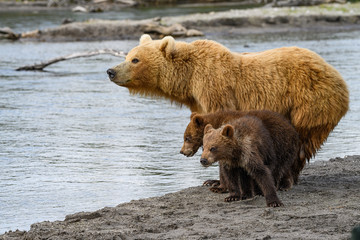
[200,158,209,166]
[107,68,116,80]
[180,148,194,157]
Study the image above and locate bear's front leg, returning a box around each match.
[239,168,254,200]
[223,166,241,202]
[205,162,228,193]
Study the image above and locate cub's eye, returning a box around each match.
[210,147,216,152]
[185,136,191,142]
[131,58,139,64]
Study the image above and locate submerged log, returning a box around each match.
[16,49,126,71]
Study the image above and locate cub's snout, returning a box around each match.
[200,158,209,166]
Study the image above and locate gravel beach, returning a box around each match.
[1,155,359,240]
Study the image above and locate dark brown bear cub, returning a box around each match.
[181,110,304,192]
[201,115,297,207]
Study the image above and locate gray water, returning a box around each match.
[1,10,360,233]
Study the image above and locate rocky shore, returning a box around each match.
[1,3,360,41]
[1,155,359,240]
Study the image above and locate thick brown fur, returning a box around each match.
[181,110,303,190]
[108,34,349,166]
[201,115,296,207]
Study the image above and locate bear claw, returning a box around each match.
[224,196,240,202]
[203,179,220,187]
[267,201,284,207]
[210,186,227,193]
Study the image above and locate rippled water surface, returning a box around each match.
[0,11,360,233]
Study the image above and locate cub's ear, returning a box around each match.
[192,115,204,128]
[190,112,198,119]
[159,36,176,59]
[204,124,213,134]
[140,34,152,45]
[221,124,234,138]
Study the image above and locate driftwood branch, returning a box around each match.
[16,49,126,71]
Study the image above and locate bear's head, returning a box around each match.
[200,123,236,167]
[180,113,208,157]
[107,34,190,96]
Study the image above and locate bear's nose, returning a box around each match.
[200,158,209,166]
[107,68,116,80]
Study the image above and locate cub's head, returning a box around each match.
[200,124,235,167]
[180,113,207,157]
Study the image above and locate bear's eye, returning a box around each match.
[131,58,139,64]
[185,136,191,142]
[210,147,216,152]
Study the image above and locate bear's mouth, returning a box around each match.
[112,79,131,86]
[181,150,195,157]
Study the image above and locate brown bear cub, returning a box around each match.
[201,115,296,207]
[181,110,303,192]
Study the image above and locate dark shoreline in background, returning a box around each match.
[1,3,360,41]
[1,155,359,239]
[0,0,261,12]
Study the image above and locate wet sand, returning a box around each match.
[1,155,359,240]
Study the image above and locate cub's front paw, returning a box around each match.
[210,186,227,193]
[224,195,240,202]
[203,179,220,187]
[267,200,284,208]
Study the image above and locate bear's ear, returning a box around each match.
[192,115,204,128]
[190,112,198,119]
[140,34,152,45]
[204,124,213,134]
[159,36,176,59]
[221,124,234,138]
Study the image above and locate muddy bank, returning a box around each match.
[1,3,359,41]
[1,155,359,240]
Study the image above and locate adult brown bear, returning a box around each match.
[107,34,349,169]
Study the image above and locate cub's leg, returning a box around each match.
[246,160,283,207]
[239,168,254,200]
[278,170,293,191]
[208,162,228,193]
[223,166,241,202]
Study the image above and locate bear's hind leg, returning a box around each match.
[247,160,283,207]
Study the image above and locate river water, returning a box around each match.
[0,8,360,234]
